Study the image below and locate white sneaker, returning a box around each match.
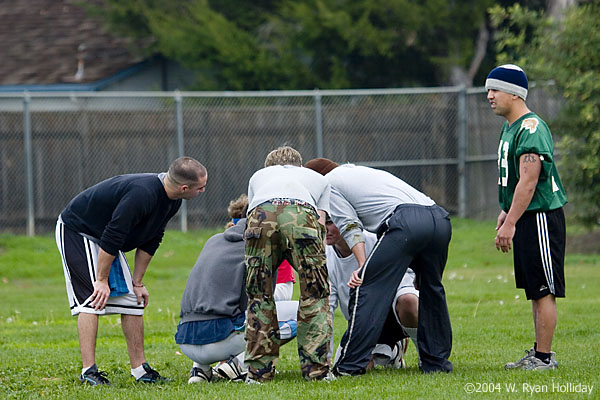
[505,348,535,370]
[214,356,247,382]
[521,354,558,371]
[188,366,212,384]
[245,377,263,385]
[318,371,336,382]
[389,338,409,369]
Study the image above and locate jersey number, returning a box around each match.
[497,140,509,187]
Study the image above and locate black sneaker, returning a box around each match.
[80,364,110,386]
[135,362,169,383]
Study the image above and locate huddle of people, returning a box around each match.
[55,64,567,386]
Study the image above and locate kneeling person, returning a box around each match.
[175,208,298,383]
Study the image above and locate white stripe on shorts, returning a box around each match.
[536,212,555,294]
[56,218,80,309]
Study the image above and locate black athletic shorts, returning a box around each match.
[55,217,144,316]
[513,208,565,300]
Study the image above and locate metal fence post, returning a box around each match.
[457,87,467,218]
[175,90,188,232]
[314,89,324,158]
[23,92,35,236]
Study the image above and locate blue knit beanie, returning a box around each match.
[485,64,528,100]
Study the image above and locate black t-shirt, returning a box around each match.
[60,173,181,256]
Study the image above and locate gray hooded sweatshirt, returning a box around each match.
[179,219,247,323]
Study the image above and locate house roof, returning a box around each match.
[0,0,146,86]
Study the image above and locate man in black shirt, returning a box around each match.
[56,157,207,385]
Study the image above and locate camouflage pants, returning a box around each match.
[244,203,332,381]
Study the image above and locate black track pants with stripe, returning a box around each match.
[335,204,453,374]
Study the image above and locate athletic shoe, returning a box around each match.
[211,365,224,381]
[316,371,336,382]
[214,356,247,382]
[135,362,169,383]
[332,366,365,377]
[245,377,263,385]
[389,338,409,369]
[521,355,558,371]
[505,348,535,370]
[80,364,110,386]
[188,366,212,384]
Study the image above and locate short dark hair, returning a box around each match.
[305,158,339,175]
[167,157,206,185]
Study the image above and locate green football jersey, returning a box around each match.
[497,112,567,212]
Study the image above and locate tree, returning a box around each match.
[274,0,497,88]
[91,0,526,89]
[490,1,600,226]
[91,1,553,90]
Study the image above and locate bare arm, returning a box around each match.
[347,242,367,288]
[496,153,541,253]
[132,248,153,307]
[89,248,115,310]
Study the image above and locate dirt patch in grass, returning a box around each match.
[567,230,600,254]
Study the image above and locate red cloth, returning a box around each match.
[277,260,296,284]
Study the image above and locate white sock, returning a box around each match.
[192,362,211,374]
[82,364,95,375]
[131,364,146,379]
[403,326,418,351]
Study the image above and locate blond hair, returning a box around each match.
[264,146,302,167]
[227,194,248,219]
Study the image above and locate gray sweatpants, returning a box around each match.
[335,204,453,374]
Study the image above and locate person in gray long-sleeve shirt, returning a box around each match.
[175,207,300,384]
[305,159,453,375]
[175,218,249,383]
[56,157,207,385]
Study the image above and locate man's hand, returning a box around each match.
[496,210,507,231]
[495,210,513,253]
[133,285,149,307]
[348,269,363,288]
[494,153,540,254]
[495,221,515,253]
[90,279,110,310]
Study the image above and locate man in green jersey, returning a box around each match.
[486,64,567,371]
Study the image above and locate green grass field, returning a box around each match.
[0,219,598,399]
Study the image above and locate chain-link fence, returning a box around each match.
[0,85,562,235]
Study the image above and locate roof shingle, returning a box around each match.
[0,0,146,85]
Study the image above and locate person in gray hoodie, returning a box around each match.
[175,212,298,384]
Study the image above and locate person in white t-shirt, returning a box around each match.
[244,146,333,382]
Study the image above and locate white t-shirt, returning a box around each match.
[326,232,378,321]
[247,165,331,214]
[326,164,434,249]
